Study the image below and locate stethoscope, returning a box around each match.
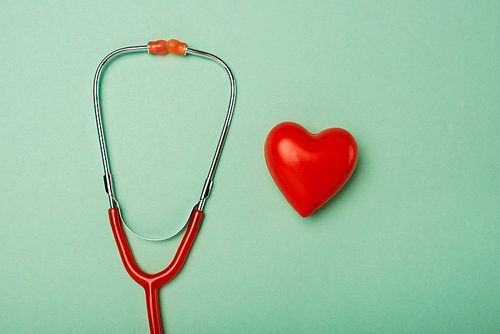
[93,39,235,334]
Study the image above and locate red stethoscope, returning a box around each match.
[93,39,235,334]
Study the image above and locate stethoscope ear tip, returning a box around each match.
[148,39,187,56]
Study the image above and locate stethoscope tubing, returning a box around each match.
[109,207,204,334]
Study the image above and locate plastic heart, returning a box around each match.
[264,122,358,217]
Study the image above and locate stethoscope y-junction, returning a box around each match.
[93,39,235,334]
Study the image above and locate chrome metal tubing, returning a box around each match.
[185,47,236,211]
[93,43,236,240]
[93,45,149,208]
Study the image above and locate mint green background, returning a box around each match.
[1,1,499,333]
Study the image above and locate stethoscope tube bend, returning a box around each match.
[109,207,204,334]
[93,39,236,334]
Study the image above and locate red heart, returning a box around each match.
[264,122,358,217]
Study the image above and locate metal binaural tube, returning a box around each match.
[185,48,236,211]
[93,42,236,238]
[93,45,149,207]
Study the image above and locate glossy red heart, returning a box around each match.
[264,122,358,217]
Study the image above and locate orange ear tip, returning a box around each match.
[148,39,187,55]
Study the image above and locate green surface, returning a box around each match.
[1,1,499,333]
